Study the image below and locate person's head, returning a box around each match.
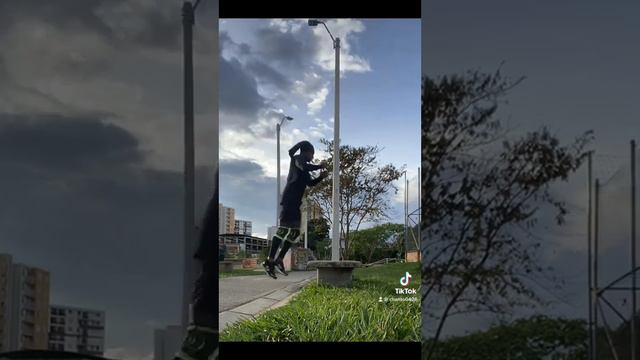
[299,141,315,161]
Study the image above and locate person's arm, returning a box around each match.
[307,172,328,187]
[294,156,324,172]
[288,141,306,158]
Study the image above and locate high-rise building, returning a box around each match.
[0,255,11,352]
[267,226,279,241]
[234,219,252,236]
[48,305,105,356]
[218,204,236,234]
[0,254,50,352]
[153,325,183,360]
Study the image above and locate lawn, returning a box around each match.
[220,261,421,341]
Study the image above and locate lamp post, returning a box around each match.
[181,0,201,332]
[402,169,407,259]
[309,19,341,261]
[276,115,293,226]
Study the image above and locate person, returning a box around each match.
[175,172,219,360]
[263,140,328,279]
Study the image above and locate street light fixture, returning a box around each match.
[276,114,294,227]
[309,19,341,261]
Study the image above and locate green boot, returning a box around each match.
[174,325,218,360]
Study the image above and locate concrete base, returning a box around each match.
[219,261,233,273]
[307,260,362,287]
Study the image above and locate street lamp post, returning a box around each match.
[276,115,293,227]
[181,0,201,332]
[309,19,341,261]
[402,170,407,260]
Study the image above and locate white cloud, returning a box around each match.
[293,73,330,115]
[269,19,304,33]
[306,87,329,115]
[310,19,372,75]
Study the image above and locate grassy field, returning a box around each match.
[220,261,421,341]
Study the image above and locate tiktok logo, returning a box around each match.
[400,272,412,287]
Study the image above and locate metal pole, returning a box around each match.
[181,0,196,331]
[418,167,421,261]
[304,196,309,249]
[595,178,600,359]
[331,37,341,261]
[277,123,281,227]
[587,152,594,360]
[632,140,637,360]
[404,171,408,260]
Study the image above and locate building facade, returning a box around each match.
[0,254,50,352]
[218,204,236,234]
[234,220,252,236]
[219,234,269,256]
[48,305,105,356]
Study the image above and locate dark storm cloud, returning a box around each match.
[0,113,214,351]
[245,60,293,90]
[253,27,317,71]
[0,0,216,55]
[219,57,266,118]
[220,30,292,91]
[0,113,142,172]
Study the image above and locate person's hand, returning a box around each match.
[319,160,329,167]
[320,171,330,179]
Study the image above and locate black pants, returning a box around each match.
[279,205,301,228]
[191,189,218,329]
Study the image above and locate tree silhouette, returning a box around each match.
[421,68,593,358]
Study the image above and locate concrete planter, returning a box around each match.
[307,260,362,287]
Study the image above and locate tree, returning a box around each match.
[307,217,330,251]
[348,223,404,263]
[424,315,587,360]
[306,139,404,259]
[421,68,592,358]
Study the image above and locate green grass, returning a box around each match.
[219,269,264,278]
[220,262,421,341]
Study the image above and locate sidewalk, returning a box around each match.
[219,270,315,332]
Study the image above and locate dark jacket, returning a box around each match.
[280,141,324,210]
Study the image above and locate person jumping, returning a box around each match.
[263,140,328,279]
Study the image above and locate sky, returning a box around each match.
[0,4,419,359]
[218,19,421,238]
[0,1,219,359]
[422,0,640,339]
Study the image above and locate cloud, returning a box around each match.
[219,159,277,232]
[0,113,143,173]
[0,0,219,172]
[309,19,372,74]
[219,57,266,119]
[293,73,330,115]
[253,26,316,71]
[0,113,215,354]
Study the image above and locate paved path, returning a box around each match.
[219,270,315,332]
